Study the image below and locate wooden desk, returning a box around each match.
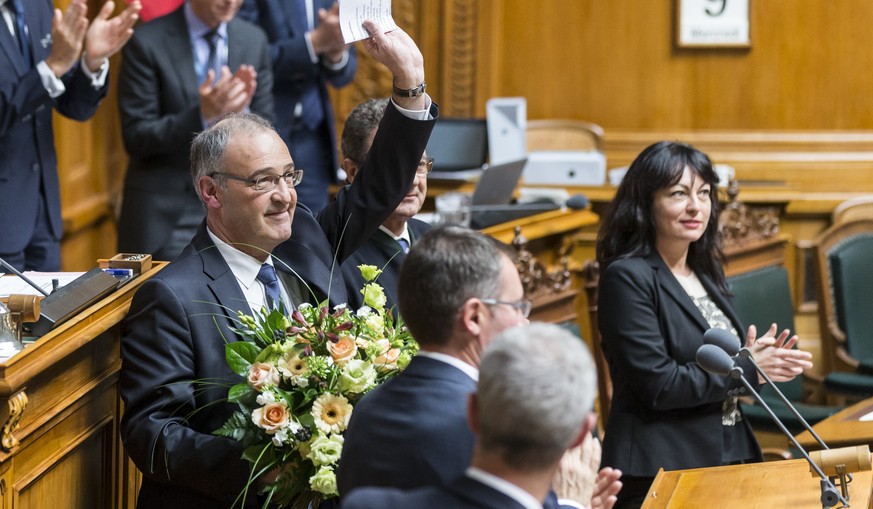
[642,457,873,509]
[796,397,873,451]
[0,263,165,509]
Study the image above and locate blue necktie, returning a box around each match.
[397,238,410,254]
[256,264,282,310]
[204,30,222,82]
[8,0,31,69]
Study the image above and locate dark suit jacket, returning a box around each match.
[238,0,357,185]
[116,7,274,256]
[340,217,431,310]
[0,0,106,255]
[120,101,436,508]
[598,252,762,477]
[341,475,531,509]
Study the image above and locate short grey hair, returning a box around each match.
[341,98,389,164]
[477,323,596,469]
[189,113,277,197]
[397,226,513,347]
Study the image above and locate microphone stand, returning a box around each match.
[738,348,829,450]
[728,364,847,508]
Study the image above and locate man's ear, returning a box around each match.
[459,298,486,338]
[342,158,358,184]
[569,413,598,449]
[199,175,221,210]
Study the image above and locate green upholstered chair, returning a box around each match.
[729,266,841,434]
[813,219,873,399]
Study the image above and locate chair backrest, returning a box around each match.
[813,219,873,373]
[728,265,803,401]
[832,196,873,224]
[525,119,604,152]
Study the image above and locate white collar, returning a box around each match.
[416,350,478,381]
[206,227,272,290]
[465,467,544,509]
[378,222,411,244]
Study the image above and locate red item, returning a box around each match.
[138,0,184,22]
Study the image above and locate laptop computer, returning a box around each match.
[468,158,560,229]
[426,118,488,181]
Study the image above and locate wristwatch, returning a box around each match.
[393,82,427,98]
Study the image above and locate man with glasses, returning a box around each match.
[338,226,620,509]
[339,98,432,310]
[120,21,436,508]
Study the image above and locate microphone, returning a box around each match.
[703,327,740,356]
[565,194,590,210]
[703,327,829,451]
[696,344,846,508]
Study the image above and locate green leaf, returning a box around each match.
[226,342,260,374]
[214,411,251,441]
[228,382,254,403]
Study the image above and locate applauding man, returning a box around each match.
[117,0,274,261]
[0,0,141,271]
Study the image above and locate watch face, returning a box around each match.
[396,83,426,98]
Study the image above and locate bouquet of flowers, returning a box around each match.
[214,265,418,508]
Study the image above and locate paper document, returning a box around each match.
[340,0,398,43]
[0,272,85,298]
[860,410,873,422]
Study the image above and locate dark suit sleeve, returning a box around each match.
[118,31,204,160]
[120,277,251,501]
[599,261,751,412]
[245,23,275,123]
[238,0,356,89]
[315,101,437,263]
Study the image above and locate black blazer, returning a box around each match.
[0,0,106,255]
[340,217,431,310]
[116,7,275,256]
[120,101,436,508]
[598,252,762,477]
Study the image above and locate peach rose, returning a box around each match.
[248,362,280,390]
[252,402,289,434]
[328,334,358,367]
[374,347,401,372]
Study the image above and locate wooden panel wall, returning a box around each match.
[488,0,873,130]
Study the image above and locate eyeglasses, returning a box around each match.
[211,170,304,192]
[479,298,532,319]
[416,157,434,176]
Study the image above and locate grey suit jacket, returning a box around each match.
[116,7,274,255]
[599,252,762,477]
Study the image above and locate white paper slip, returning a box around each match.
[859,410,873,422]
[0,272,85,298]
[340,0,398,43]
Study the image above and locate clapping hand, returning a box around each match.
[84,0,142,72]
[745,323,814,383]
[45,0,89,77]
[199,65,259,124]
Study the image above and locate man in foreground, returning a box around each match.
[342,322,616,509]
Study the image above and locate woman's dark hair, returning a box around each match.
[596,140,727,293]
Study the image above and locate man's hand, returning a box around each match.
[44,0,89,78]
[361,20,425,110]
[309,3,347,62]
[554,434,622,509]
[199,66,258,124]
[84,0,142,72]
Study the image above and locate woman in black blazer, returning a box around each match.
[596,141,813,509]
